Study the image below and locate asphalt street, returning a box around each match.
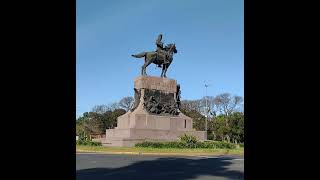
[76,153,244,180]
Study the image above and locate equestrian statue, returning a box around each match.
[131,34,177,78]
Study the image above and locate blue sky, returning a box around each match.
[76,0,244,117]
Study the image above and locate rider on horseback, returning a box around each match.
[155,34,169,67]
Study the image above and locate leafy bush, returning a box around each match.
[135,140,236,149]
[207,132,215,140]
[178,134,198,148]
[135,134,237,149]
[76,139,102,146]
[197,141,237,149]
[135,141,182,148]
[76,134,102,146]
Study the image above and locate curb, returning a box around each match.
[76,149,243,157]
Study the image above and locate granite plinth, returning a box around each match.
[104,76,206,147]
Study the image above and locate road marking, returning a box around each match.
[233,158,244,161]
[197,156,244,161]
[197,156,221,158]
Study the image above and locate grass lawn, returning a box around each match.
[76,145,244,156]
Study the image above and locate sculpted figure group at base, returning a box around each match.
[132,34,177,78]
[143,96,179,116]
[142,84,182,116]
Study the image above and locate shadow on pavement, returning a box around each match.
[76,156,243,180]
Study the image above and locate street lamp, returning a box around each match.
[204,82,210,140]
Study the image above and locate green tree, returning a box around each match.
[82,112,105,136]
[228,112,244,143]
[211,112,244,143]
[76,122,84,136]
[212,115,229,141]
[181,109,206,131]
[76,112,90,136]
[109,109,126,128]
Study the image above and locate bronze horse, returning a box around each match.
[131,43,177,78]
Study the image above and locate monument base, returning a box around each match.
[104,76,206,147]
[104,128,206,147]
[104,111,206,147]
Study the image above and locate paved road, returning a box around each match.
[76,153,243,180]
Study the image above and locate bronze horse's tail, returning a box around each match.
[131,52,146,58]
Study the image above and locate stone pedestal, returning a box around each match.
[104,76,206,147]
